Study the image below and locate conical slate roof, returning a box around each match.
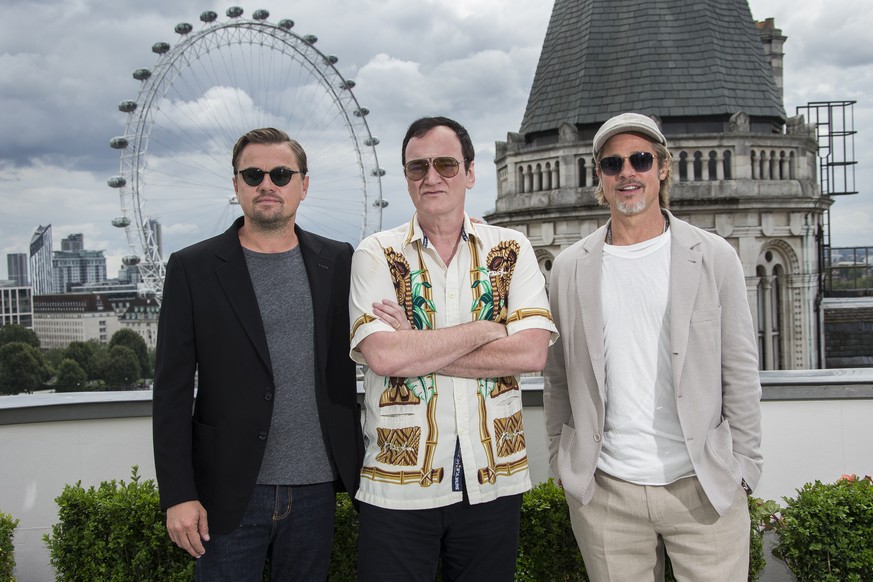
[520,0,786,137]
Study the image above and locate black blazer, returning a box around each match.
[152,217,363,534]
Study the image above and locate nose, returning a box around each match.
[423,163,443,183]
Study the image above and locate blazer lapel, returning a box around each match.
[297,227,331,374]
[669,217,702,392]
[213,218,273,372]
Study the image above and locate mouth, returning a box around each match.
[617,182,642,193]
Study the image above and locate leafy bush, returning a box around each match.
[517,479,587,581]
[774,474,873,581]
[330,493,359,580]
[0,511,20,582]
[44,466,194,581]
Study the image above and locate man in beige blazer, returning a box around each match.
[544,112,763,582]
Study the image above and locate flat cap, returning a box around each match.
[593,113,666,154]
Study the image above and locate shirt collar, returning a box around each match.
[403,213,483,250]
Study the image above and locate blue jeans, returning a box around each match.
[196,482,335,582]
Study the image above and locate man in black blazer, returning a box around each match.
[153,127,363,580]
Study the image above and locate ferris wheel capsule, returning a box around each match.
[278,19,294,30]
[118,100,137,113]
[110,137,129,149]
[133,68,151,81]
[152,42,170,54]
[175,22,193,35]
[200,11,218,23]
[112,217,131,228]
[226,6,244,18]
[253,10,269,20]
[108,176,127,188]
[122,255,141,266]
[137,288,157,300]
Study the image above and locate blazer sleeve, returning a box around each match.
[718,247,764,491]
[152,252,200,510]
[324,241,364,497]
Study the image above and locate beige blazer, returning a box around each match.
[543,211,763,516]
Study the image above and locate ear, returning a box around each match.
[466,160,476,189]
[300,175,309,200]
[232,174,240,195]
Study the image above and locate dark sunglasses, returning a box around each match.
[236,167,303,187]
[403,157,465,181]
[598,152,658,176]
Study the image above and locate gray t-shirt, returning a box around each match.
[243,246,335,485]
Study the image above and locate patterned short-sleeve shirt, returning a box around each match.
[349,213,557,509]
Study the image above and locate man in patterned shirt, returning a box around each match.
[349,116,557,581]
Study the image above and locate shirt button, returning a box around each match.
[264,392,273,401]
[593,433,602,443]
[258,431,268,440]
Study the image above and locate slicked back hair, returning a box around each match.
[231,127,308,175]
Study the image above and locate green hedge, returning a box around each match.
[45,471,769,581]
[773,474,873,581]
[44,467,194,581]
[0,511,20,582]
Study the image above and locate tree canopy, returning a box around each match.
[0,324,40,349]
[0,341,50,394]
[109,329,150,379]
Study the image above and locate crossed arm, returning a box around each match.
[359,299,550,378]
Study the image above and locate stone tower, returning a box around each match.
[485,0,830,370]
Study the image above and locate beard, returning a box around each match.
[614,195,648,216]
[248,203,294,232]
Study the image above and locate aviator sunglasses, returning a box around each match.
[236,167,303,187]
[598,152,658,176]
[403,157,465,181]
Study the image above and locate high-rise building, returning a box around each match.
[6,253,28,287]
[29,225,53,296]
[0,282,33,329]
[60,233,84,252]
[52,248,108,294]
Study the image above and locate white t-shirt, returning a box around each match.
[597,228,694,485]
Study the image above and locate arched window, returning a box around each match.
[756,247,788,370]
[707,151,718,181]
[678,151,688,181]
[693,151,703,181]
[723,150,733,180]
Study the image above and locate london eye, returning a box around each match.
[108,7,385,301]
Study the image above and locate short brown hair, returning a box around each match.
[231,128,308,174]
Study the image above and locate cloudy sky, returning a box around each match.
[1,0,871,279]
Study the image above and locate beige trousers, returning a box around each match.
[567,471,750,582]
